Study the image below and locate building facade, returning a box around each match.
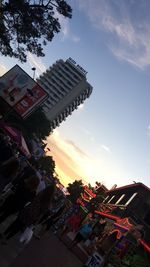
[37,58,93,131]
[100,183,150,243]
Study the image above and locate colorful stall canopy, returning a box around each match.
[0,122,31,158]
[95,210,150,253]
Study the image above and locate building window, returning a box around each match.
[103,196,109,203]
[107,195,115,203]
[125,192,137,206]
[115,194,125,205]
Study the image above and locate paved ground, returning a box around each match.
[0,218,85,267]
[9,232,83,267]
[0,195,87,267]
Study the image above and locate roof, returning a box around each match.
[108,182,150,193]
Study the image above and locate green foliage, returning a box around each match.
[67,179,84,203]
[38,155,55,176]
[0,0,72,62]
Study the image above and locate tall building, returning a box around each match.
[37,58,93,131]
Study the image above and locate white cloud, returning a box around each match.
[76,0,150,69]
[101,144,111,153]
[56,12,80,42]
[0,64,7,76]
[27,53,46,76]
[78,103,84,110]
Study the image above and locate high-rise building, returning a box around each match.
[37,58,93,131]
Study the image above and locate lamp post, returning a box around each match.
[32,67,36,80]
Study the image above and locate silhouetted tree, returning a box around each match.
[38,155,55,176]
[67,180,84,203]
[25,108,52,140]
[0,0,72,62]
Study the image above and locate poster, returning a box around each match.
[0,65,48,118]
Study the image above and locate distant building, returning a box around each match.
[100,182,150,243]
[37,58,93,131]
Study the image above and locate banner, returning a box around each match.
[0,65,48,118]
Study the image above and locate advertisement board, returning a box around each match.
[0,65,48,118]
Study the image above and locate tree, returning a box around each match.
[89,193,104,211]
[38,155,55,176]
[0,0,72,62]
[67,180,84,204]
[24,108,52,140]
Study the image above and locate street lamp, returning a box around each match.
[32,67,36,80]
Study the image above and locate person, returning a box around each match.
[0,157,20,192]
[0,184,55,241]
[60,211,82,238]
[0,135,13,164]
[70,222,93,248]
[34,193,66,238]
[36,170,46,194]
[85,232,98,254]
[36,203,66,238]
[0,175,39,224]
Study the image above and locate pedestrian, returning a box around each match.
[0,184,55,241]
[0,157,20,192]
[36,170,46,194]
[60,211,82,238]
[0,175,39,224]
[0,135,13,164]
[70,222,93,248]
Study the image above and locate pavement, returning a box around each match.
[9,232,83,267]
[0,194,87,267]
[0,218,86,267]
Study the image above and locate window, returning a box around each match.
[115,194,125,205]
[108,195,115,203]
[125,193,137,206]
[103,196,109,203]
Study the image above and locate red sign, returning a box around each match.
[0,65,48,118]
[14,83,47,118]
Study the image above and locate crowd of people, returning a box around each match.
[0,131,100,250]
[0,131,136,266]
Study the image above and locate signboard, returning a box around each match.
[0,65,48,118]
[85,252,104,267]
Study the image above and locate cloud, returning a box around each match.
[76,0,150,69]
[82,128,95,142]
[27,53,46,76]
[46,129,131,188]
[0,63,7,76]
[101,145,111,153]
[78,103,84,110]
[65,139,89,158]
[56,12,80,43]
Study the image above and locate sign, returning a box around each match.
[0,65,48,118]
[67,58,88,76]
[85,252,104,267]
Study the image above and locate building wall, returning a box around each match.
[37,58,93,130]
[103,184,150,225]
[102,184,150,242]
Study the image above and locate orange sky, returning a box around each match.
[46,130,89,186]
[46,129,131,189]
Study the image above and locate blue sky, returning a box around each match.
[1,0,150,188]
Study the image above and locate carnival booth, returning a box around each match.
[85,210,150,267]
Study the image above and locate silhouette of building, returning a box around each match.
[37,58,93,131]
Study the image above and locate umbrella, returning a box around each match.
[0,122,31,158]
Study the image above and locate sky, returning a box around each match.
[1,0,150,189]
